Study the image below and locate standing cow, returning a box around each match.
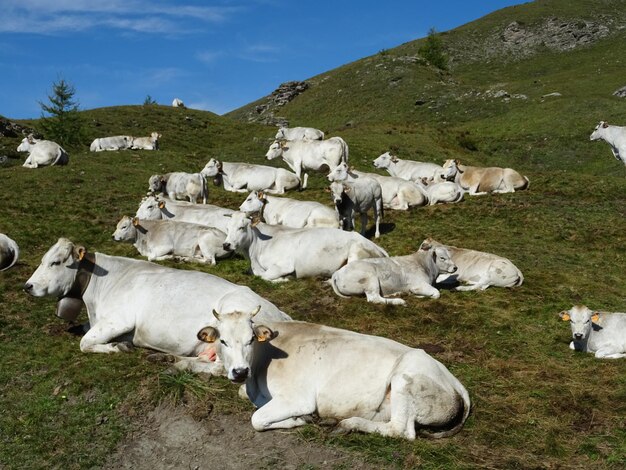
[589,121,626,166]
[266,137,349,189]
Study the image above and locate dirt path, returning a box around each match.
[101,404,378,470]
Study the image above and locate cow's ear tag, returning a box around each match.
[132,217,139,226]
[591,313,600,323]
[158,201,165,209]
[559,312,570,322]
[76,246,86,261]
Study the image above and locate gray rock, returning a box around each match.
[613,86,626,98]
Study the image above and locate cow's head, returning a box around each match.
[150,132,161,140]
[373,152,395,169]
[136,196,164,220]
[200,158,221,178]
[239,190,265,214]
[265,141,283,160]
[223,212,256,252]
[24,238,86,298]
[112,216,138,242]
[197,305,274,383]
[419,242,457,274]
[327,162,350,182]
[275,128,286,140]
[589,121,608,141]
[329,181,348,205]
[559,305,601,343]
[148,174,164,193]
[17,137,32,152]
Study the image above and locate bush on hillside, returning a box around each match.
[419,28,448,70]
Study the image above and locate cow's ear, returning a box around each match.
[591,312,600,323]
[254,325,275,343]
[343,184,351,193]
[197,326,219,343]
[391,155,399,163]
[132,217,139,226]
[324,187,331,193]
[74,246,86,261]
[602,122,609,128]
[559,311,571,322]
[251,215,262,227]
[158,201,165,209]
[419,240,432,251]
[257,191,265,200]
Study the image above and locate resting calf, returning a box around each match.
[559,305,626,359]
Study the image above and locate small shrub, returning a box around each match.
[418,27,448,70]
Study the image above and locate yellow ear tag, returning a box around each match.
[561,314,570,322]
[591,314,599,323]
[158,202,165,209]
[257,336,266,342]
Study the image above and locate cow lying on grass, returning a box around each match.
[113,216,229,265]
[197,306,471,440]
[559,305,626,359]
[23,238,290,373]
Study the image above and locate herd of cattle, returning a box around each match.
[2,121,625,441]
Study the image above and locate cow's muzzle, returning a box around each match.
[222,242,232,251]
[230,367,249,383]
[23,282,33,294]
[574,333,584,340]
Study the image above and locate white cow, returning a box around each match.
[0,233,19,271]
[589,121,626,166]
[222,212,388,282]
[265,137,349,189]
[172,98,185,108]
[136,196,234,232]
[327,164,383,238]
[441,159,529,195]
[373,152,442,183]
[275,126,324,141]
[196,308,471,439]
[417,178,464,205]
[89,136,133,152]
[201,158,300,194]
[559,305,626,359]
[148,172,208,204]
[17,135,69,168]
[239,191,340,229]
[113,216,229,265]
[131,132,161,150]
[351,170,427,210]
[330,241,457,305]
[423,238,523,291]
[23,238,291,373]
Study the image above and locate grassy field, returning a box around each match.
[2,0,626,468]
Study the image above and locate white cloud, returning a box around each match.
[0,0,240,35]
[196,51,225,65]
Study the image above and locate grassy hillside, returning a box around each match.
[1,0,626,468]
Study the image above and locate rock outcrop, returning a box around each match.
[245,81,310,125]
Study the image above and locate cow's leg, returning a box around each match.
[148,254,176,262]
[365,289,406,306]
[251,396,315,430]
[409,284,441,299]
[257,263,293,283]
[359,212,368,237]
[374,203,381,238]
[302,173,308,190]
[171,356,226,375]
[594,347,626,359]
[79,319,135,353]
[337,372,414,439]
[468,184,488,196]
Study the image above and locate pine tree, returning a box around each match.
[418,28,448,71]
[39,78,84,148]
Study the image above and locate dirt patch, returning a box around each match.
[101,404,378,470]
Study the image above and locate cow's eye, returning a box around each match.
[220,339,228,347]
[239,227,246,231]
[50,261,61,266]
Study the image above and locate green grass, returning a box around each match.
[2,0,626,468]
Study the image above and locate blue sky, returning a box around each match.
[0,1,526,119]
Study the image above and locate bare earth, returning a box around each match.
[101,404,378,470]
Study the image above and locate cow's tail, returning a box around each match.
[0,237,19,271]
[53,147,69,166]
[521,175,530,190]
[328,272,349,298]
[514,267,524,287]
